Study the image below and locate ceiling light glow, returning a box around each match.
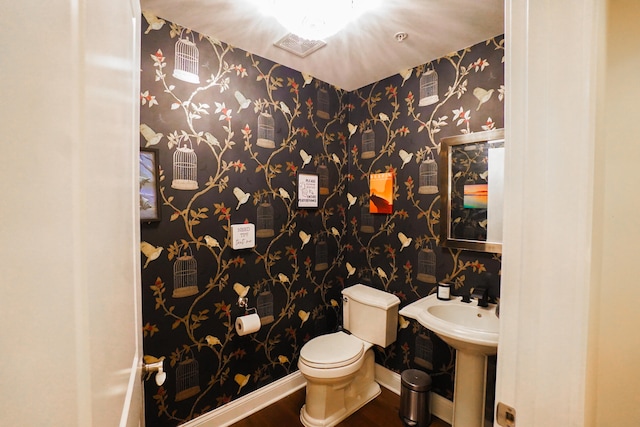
[250,0,382,40]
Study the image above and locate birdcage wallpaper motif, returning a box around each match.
[419,69,439,106]
[317,163,329,195]
[257,111,275,148]
[417,246,436,283]
[359,268,372,284]
[414,333,434,370]
[316,85,330,119]
[256,201,275,238]
[173,31,200,84]
[172,143,198,190]
[175,359,201,402]
[360,204,375,233]
[418,156,438,194]
[140,22,504,427]
[172,246,198,298]
[257,289,274,325]
[361,128,375,159]
[314,238,328,271]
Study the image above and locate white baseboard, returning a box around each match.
[182,364,453,426]
[180,371,306,427]
[374,363,403,395]
[375,364,454,425]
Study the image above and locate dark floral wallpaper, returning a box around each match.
[140,14,503,427]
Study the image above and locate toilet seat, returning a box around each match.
[299,332,364,369]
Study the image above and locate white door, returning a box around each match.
[496,0,602,426]
[0,1,144,426]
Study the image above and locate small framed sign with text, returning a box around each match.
[297,172,319,209]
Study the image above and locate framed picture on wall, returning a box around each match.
[140,147,161,222]
[297,172,319,209]
[369,172,394,214]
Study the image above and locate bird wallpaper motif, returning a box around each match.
[140,13,504,427]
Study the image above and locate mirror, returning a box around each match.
[440,128,504,253]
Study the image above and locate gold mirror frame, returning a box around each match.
[440,128,505,253]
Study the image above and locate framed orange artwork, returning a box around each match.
[369,172,394,214]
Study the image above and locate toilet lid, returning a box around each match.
[300,332,364,369]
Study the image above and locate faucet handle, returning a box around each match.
[471,286,489,307]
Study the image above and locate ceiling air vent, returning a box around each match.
[274,33,326,58]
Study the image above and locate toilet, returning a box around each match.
[298,284,400,427]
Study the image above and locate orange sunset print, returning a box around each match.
[370,172,394,214]
[463,183,488,209]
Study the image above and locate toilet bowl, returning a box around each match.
[298,285,400,427]
[298,332,379,427]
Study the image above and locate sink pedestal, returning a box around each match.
[452,350,487,427]
[398,295,498,427]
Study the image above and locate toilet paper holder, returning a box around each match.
[238,296,257,315]
[238,296,249,308]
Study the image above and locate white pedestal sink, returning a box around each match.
[400,294,499,427]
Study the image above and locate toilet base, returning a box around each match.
[299,349,380,427]
[300,382,380,427]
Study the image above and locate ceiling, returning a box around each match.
[140,0,504,91]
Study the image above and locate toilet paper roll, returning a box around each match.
[235,313,261,336]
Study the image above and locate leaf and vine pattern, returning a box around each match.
[140,15,503,427]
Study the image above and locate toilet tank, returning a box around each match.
[342,284,400,347]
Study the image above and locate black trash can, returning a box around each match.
[399,369,432,427]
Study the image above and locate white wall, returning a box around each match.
[0,1,142,426]
[588,1,640,425]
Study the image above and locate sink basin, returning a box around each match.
[419,297,498,355]
[400,294,499,427]
[400,294,499,354]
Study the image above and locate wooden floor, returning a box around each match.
[230,386,450,427]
